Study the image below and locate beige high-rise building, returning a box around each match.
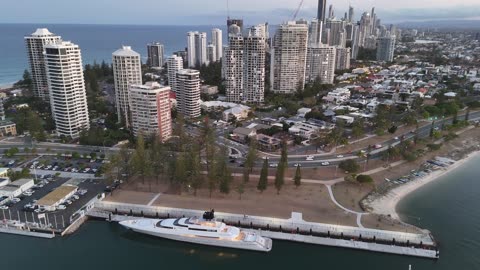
[44,41,90,138]
[335,47,351,70]
[223,35,244,103]
[306,44,336,84]
[271,21,309,94]
[25,28,61,100]
[243,32,266,103]
[166,55,183,92]
[129,82,172,141]
[176,69,201,118]
[112,46,142,127]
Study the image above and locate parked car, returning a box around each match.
[321,162,330,166]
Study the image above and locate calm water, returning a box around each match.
[0,23,229,85]
[1,154,479,269]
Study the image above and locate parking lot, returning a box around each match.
[26,156,107,175]
[0,174,107,231]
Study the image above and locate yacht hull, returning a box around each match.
[120,219,272,252]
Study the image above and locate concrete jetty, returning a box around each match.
[88,201,439,259]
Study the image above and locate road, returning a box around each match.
[1,111,479,169]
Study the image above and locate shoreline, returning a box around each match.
[0,83,15,90]
[364,151,480,220]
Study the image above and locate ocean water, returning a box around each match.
[0,23,229,85]
[1,154,479,269]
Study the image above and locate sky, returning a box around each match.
[1,0,479,25]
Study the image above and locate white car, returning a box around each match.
[336,155,344,158]
[11,198,21,203]
[269,163,278,168]
[57,205,66,210]
[0,205,8,210]
[321,162,330,166]
[294,163,302,167]
[305,155,314,161]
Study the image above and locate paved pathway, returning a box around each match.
[147,193,161,206]
[326,185,368,228]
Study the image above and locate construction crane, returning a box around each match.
[292,0,305,21]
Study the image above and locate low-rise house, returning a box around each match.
[231,127,256,143]
[297,108,312,118]
[334,115,355,125]
[256,134,281,151]
[223,105,251,122]
[201,85,219,95]
[322,88,351,105]
[0,178,34,199]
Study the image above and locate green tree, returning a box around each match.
[236,182,245,200]
[188,144,203,196]
[174,154,187,189]
[150,136,166,184]
[219,164,232,195]
[244,140,258,178]
[131,134,151,185]
[351,118,365,139]
[257,159,269,193]
[274,162,285,194]
[294,165,302,188]
[339,159,360,173]
[356,175,373,183]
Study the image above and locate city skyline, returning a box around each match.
[1,0,479,25]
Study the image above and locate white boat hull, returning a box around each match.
[120,219,272,252]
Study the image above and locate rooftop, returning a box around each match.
[113,46,140,57]
[30,28,55,37]
[37,185,78,206]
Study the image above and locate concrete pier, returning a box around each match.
[0,226,55,239]
[88,201,439,259]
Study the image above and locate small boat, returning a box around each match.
[119,210,272,252]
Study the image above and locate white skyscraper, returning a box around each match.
[243,33,266,103]
[129,82,172,141]
[376,35,396,62]
[176,69,201,118]
[166,55,184,92]
[44,41,90,138]
[325,19,346,47]
[306,44,336,84]
[25,28,62,100]
[112,46,142,127]
[187,32,196,68]
[207,44,217,64]
[147,42,165,68]
[187,32,207,67]
[271,21,309,94]
[308,19,323,46]
[211,28,223,60]
[223,35,244,103]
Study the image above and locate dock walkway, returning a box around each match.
[88,201,439,259]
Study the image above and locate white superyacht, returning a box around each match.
[119,210,272,252]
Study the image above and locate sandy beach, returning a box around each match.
[365,151,480,220]
[0,83,14,90]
